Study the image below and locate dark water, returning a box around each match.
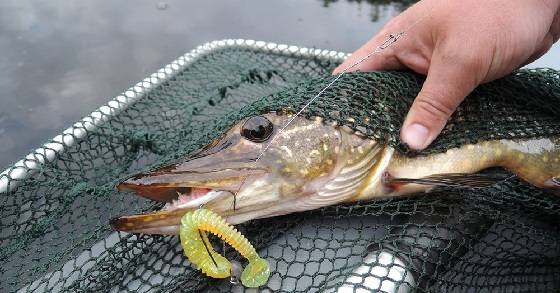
[0,0,558,170]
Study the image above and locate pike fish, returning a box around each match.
[111,112,560,235]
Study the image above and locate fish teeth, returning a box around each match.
[177,193,192,203]
[163,192,195,210]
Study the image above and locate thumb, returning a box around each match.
[401,54,481,150]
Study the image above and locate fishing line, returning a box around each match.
[231,7,433,211]
[198,228,219,269]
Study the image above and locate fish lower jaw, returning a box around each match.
[135,225,181,235]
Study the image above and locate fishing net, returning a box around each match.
[2,39,560,293]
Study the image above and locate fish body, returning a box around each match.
[111,113,560,235]
[387,138,560,195]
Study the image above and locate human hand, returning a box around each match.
[334,0,560,150]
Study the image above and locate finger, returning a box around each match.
[550,5,560,43]
[333,0,434,75]
[525,7,559,66]
[524,33,554,66]
[401,51,481,150]
[333,18,407,74]
[333,37,405,74]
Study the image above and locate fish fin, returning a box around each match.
[386,173,511,188]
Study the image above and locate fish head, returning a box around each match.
[112,112,389,234]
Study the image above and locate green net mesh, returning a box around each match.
[2,40,560,292]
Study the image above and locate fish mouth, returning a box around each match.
[111,157,268,235]
[110,186,234,235]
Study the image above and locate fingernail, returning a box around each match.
[403,123,430,150]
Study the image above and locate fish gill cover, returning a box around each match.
[1,42,560,292]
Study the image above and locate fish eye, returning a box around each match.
[241,116,274,143]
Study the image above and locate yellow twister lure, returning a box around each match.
[179,208,270,288]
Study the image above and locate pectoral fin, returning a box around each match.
[386,173,511,188]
